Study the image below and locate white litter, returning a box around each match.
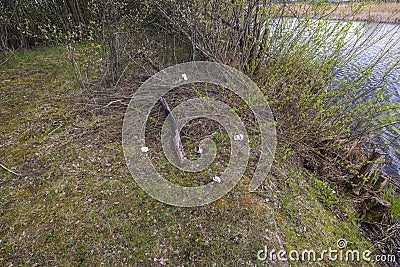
[233,134,244,141]
[182,73,188,81]
[213,176,221,183]
[141,146,149,152]
[196,146,203,154]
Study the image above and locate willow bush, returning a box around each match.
[0,0,148,49]
[0,0,91,49]
[149,0,400,176]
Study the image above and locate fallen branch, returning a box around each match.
[159,96,187,166]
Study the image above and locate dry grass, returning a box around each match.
[332,3,400,23]
[286,2,400,23]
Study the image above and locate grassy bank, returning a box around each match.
[0,45,381,266]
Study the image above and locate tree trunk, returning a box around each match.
[351,151,385,195]
[361,196,392,222]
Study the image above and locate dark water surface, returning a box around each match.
[337,21,400,180]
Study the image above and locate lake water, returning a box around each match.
[337,21,400,180]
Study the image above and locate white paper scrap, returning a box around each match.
[213,176,221,183]
[233,134,244,141]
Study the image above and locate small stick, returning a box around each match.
[273,218,289,266]
[0,163,21,176]
[274,219,286,253]
[47,124,63,135]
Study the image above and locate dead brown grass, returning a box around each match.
[332,3,400,23]
[286,2,400,23]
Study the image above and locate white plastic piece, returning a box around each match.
[196,147,203,154]
[141,146,149,153]
[233,134,244,141]
[182,73,188,81]
[213,176,221,183]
